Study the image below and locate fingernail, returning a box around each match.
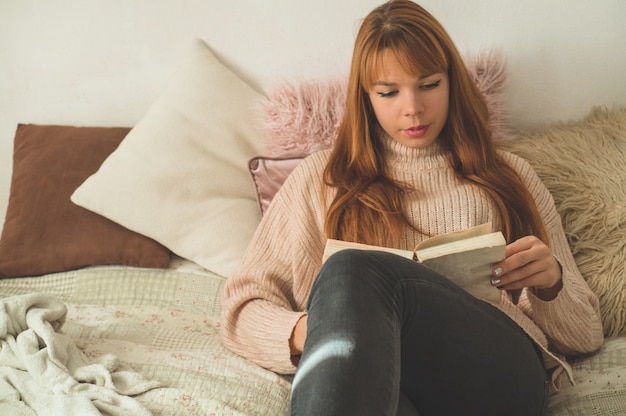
[493,267,503,277]
[491,278,501,285]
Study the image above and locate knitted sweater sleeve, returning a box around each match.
[220,152,329,374]
[502,151,604,356]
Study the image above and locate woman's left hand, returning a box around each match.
[491,236,563,300]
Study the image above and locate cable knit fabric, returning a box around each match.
[220,135,604,389]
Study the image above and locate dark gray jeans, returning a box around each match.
[290,250,548,416]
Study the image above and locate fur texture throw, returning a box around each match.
[261,50,512,157]
[262,79,347,157]
[505,107,626,337]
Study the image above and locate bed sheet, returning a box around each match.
[0,258,291,416]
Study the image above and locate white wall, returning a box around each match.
[1,0,625,230]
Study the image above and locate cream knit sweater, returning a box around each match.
[221,136,603,388]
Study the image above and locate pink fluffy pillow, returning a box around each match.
[250,50,512,215]
[261,50,511,157]
[262,79,347,158]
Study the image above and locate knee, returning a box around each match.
[311,249,399,305]
[313,249,369,294]
[322,248,373,272]
[314,249,453,305]
[317,249,388,288]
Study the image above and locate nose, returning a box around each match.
[403,92,424,117]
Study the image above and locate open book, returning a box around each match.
[323,223,505,303]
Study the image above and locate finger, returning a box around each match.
[503,235,536,258]
[494,236,549,278]
[493,251,560,290]
[494,262,545,290]
[492,246,535,283]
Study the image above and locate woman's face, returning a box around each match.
[368,49,449,149]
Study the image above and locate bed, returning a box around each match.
[0,259,292,415]
[1,39,625,415]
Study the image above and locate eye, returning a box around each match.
[420,79,441,90]
[376,90,398,98]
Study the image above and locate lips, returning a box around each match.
[403,125,429,138]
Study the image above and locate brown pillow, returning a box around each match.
[0,124,170,278]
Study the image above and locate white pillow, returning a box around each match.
[72,39,266,277]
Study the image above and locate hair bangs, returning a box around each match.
[360,30,448,91]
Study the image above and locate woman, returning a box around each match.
[221,1,603,414]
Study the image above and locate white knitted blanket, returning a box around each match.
[0,293,160,416]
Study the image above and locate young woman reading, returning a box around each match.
[221,1,603,414]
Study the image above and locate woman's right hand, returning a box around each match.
[289,315,308,356]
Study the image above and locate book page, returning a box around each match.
[414,222,492,251]
[322,235,504,304]
[420,244,504,303]
[323,239,414,263]
[415,231,505,262]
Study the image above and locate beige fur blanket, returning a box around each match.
[504,106,626,337]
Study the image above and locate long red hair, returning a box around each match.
[324,0,548,246]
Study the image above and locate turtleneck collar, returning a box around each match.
[379,129,449,173]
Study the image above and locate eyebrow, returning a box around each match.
[372,74,436,87]
[372,81,397,87]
